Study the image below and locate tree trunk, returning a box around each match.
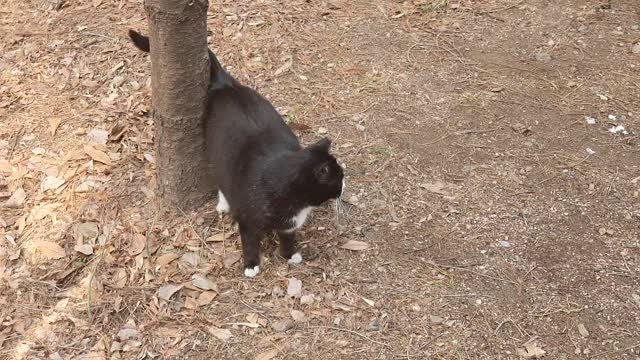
[144,0,213,209]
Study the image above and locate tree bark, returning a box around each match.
[144,0,213,209]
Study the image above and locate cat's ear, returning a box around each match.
[308,137,332,153]
[314,162,331,183]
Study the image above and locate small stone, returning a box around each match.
[271,319,294,333]
[567,80,577,87]
[598,227,607,235]
[287,277,303,298]
[117,328,139,341]
[49,352,64,360]
[368,318,380,331]
[499,240,511,248]
[577,323,589,337]
[300,294,314,305]
[535,52,552,63]
[429,315,444,324]
[632,43,640,54]
[355,124,365,131]
[317,127,328,134]
[110,341,123,353]
[290,309,306,322]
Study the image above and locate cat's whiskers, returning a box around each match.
[334,197,347,230]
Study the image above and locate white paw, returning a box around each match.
[244,265,260,278]
[288,252,303,265]
[216,190,230,214]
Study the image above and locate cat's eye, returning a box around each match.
[315,163,331,180]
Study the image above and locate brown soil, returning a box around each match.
[1,0,639,359]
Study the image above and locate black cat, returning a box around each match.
[129,30,345,277]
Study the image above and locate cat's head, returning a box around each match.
[300,137,344,205]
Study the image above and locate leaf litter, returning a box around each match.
[2,0,640,359]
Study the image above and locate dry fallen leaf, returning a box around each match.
[29,203,61,221]
[128,233,146,256]
[223,251,241,268]
[246,313,259,324]
[517,342,546,359]
[184,296,199,310]
[74,244,94,256]
[0,159,12,173]
[158,283,183,301]
[34,241,66,260]
[84,145,112,165]
[362,297,375,307]
[255,349,278,360]
[209,327,233,341]
[192,274,218,291]
[339,240,370,251]
[274,56,292,76]
[48,118,62,136]
[113,268,128,288]
[41,176,65,192]
[206,233,225,242]
[419,181,451,196]
[156,253,180,268]
[198,291,217,306]
[4,188,26,208]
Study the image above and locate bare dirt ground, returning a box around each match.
[1,0,640,359]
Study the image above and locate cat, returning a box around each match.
[128,30,345,278]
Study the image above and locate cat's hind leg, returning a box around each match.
[216,190,230,214]
[278,231,303,265]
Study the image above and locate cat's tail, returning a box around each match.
[127,29,234,90]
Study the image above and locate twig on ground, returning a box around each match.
[606,167,619,195]
[310,326,390,347]
[321,103,378,123]
[479,0,525,14]
[593,343,640,357]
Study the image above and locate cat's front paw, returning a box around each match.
[244,265,260,278]
[287,252,303,265]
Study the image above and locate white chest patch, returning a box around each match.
[286,206,314,233]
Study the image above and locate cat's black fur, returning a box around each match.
[129,30,344,277]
